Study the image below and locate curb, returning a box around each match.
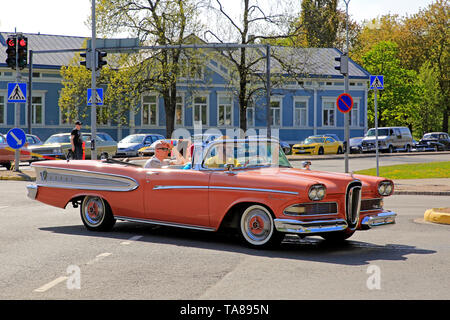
[424,208,450,225]
[395,191,450,196]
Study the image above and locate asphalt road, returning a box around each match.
[0,180,449,300]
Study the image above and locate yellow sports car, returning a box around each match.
[292,136,344,155]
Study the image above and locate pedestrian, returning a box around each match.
[70,120,83,160]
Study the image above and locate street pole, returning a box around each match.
[14,34,20,172]
[91,0,97,160]
[374,88,379,176]
[266,44,271,139]
[344,0,350,173]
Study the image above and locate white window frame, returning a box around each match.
[246,102,255,128]
[25,92,46,126]
[174,94,185,127]
[322,98,336,127]
[0,94,6,125]
[142,94,158,126]
[270,97,282,127]
[293,97,308,127]
[217,93,233,127]
[348,98,360,127]
[193,94,209,126]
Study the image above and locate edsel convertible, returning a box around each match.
[26,139,396,248]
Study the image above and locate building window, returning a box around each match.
[270,99,281,127]
[323,101,335,127]
[294,99,307,127]
[142,95,157,126]
[193,95,208,126]
[218,95,232,126]
[31,96,43,125]
[349,101,359,127]
[175,96,184,126]
[0,96,5,124]
[180,59,204,80]
[247,105,255,128]
[97,105,109,126]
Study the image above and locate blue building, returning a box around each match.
[0,32,371,144]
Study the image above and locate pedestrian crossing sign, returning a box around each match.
[87,88,104,106]
[7,83,27,102]
[370,75,384,90]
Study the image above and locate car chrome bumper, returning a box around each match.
[274,218,348,234]
[26,184,38,200]
[274,211,397,234]
[361,211,397,229]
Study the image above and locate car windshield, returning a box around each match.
[45,135,71,144]
[423,133,439,139]
[201,141,291,169]
[303,137,324,144]
[366,129,389,137]
[120,135,145,143]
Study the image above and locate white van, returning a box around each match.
[361,127,413,153]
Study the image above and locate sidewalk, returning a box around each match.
[1,167,450,196]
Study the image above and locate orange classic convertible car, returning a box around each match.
[26,139,396,248]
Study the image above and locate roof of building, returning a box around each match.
[0,32,370,78]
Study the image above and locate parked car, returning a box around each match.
[310,134,346,152]
[26,138,396,248]
[116,133,165,157]
[0,133,32,170]
[349,137,364,154]
[28,132,117,160]
[26,134,43,146]
[361,127,413,153]
[414,132,450,152]
[292,136,344,155]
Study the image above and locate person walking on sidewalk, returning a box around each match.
[70,120,83,160]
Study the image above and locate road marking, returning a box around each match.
[86,252,112,265]
[0,206,8,210]
[33,276,68,293]
[120,235,143,245]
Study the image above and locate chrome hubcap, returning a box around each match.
[241,206,274,245]
[83,196,105,226]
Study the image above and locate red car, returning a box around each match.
[26,138,396,248]
[0,133,32,170]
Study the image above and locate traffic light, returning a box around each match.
[96,51,107,70]
[17,36,28,69]
[5,36,17,69]
[80,51,92,70]
[335,53,348,75]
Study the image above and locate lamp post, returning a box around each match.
[343,0,350,173]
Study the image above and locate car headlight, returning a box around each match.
[308,184,326,201]
[378,180,393,196]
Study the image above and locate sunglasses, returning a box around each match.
[157,147,170,151]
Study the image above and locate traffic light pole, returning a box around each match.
[90,0,97,160]
[14,35,20,172]
[344,0,350,174]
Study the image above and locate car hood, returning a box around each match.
[293,143,321,147]
[28,143,70,150]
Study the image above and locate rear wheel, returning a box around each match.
[239,205,283,249]
[318,147,324,155]
[337,146,343,154]
[80,196,116,231]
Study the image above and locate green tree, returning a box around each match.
[362,41,420,130]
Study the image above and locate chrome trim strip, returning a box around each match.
[26,184,38,200]
[361,211,397,229]
[210,186,298,195]
[274,218,348,234]
[32,165,139,192]
[152,185,299,195]
[114,216,216,232]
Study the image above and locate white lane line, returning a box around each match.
[86,252,112,265]
[120,235,143,245]
[33,276,68,293]
[0,206,8,210]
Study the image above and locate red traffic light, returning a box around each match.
[7,39,15,47]
[19,39,27,47]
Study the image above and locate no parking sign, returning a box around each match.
[336,93,353,113]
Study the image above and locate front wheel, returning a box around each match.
[80,196,116,231]
[239,205,283,249]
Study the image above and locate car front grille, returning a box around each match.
[346,181,362,229]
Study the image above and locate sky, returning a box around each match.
[0,0,435,38]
